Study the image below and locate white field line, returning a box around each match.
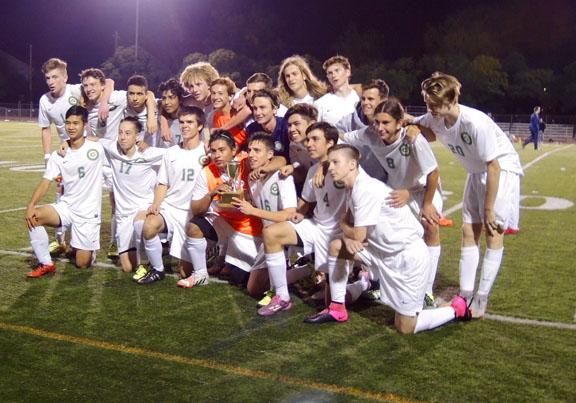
[0,247,572,330]
[0,207,26,214]
[443,145,573,216]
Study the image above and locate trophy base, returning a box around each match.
[218,190,244,209]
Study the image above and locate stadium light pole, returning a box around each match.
[135,0,140,61]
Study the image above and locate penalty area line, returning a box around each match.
[0,321,414,403]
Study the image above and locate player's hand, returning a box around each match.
[289,212,305,224]
[421,203,440,225]
[147,119,158,135]
[98,102,110,121]
[147,203,160,216]
[57,142,69,157]
[232,91,248,112]
[249,167,266,181]
[212,183,232,197]
[231,197,254,215]
[343,237,365,255]
[386,189,410,208]
[404,124,420,144]
[161,127,173,142]
[484,208,503,236]
[313,166,325,188]
[279,165,294,178]
[137,139,150,153]
[25,206,37,230]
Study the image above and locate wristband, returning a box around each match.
[44,153,51,160]
[292,162,301,169]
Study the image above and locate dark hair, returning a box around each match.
[248,132,275,151]
[121,116,143,133]
[158,78,185,101]
[374,97,405,121]
[305,121,339,145]
[80,68,106,85]
[127,74,148,89]
[252,89,279,108]
[65,105,88,122]
[246,72,273,88]
[209,130,236,149]
[328,143,360,163]
[178,106,206,127]
[362,79,390,99]
[285,103,318,122]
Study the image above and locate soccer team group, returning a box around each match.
[25,54,523,334]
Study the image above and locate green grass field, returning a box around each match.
[0,122,575,402]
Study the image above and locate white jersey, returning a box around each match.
[100,139,165,216]
[157,143,207,211]
[301,162,347,229]
[293,94,315,105]
[38,84,82,141]
[249,171,297,227]
[87,90,128,140]
[156,116,182,148]
[43,140,105,222]
[415,105,523,175]
[345,127,437,191]
[351,169,424,256]
[289,142,315,171]
[314,91,359,125]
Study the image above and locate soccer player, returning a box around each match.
[137,106,208,284]
[179,61,219,111]
[124,75,159,145]
[279,103,318,194]
[314,55,360,125]
[231,133,298,296]
[413,72,524,318]
[244,73,288,119]
[277,55,327,107]
[157,78,185,147]
[179,131,263,288]
[38,58,112,254]
[25,106,105,277]
[304,144,470,333]
[210,77,248,150]
[345,98,444,305]
[257,122,346,316]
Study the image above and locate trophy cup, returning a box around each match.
[218,160,244,208]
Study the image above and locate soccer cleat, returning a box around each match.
[256,290,275,308]
[137,269,165,285]
[27,262,56,278]
[438,216,454,227]
[107,243,119,259]
[132,264,149,282]
[48,241,66,256]
[176,272,209,288]
[451,295,472,321]
[423,293,436,309]
[470,294,488,319]
[504,228,519,235]
[304,303,348,324]
[257,295,292,316]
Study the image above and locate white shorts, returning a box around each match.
[462,170,521,228]
[52,202,100,251]
[204,213,261,272]
[408,188,444,217]
[115,209,148,254]
[289,219,341,273]
[357,240,428,317]
[159,204,190,260]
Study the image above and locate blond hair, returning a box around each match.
[42,58,67,74]
[421,72,461,106]
[180,62,219,91]
[277,55,327,107]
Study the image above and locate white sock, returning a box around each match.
[414,306,455,333]
[459,245,479,296]
[29,226,52,265]
[185,237,208,275]
[346,275,370,303]
[426,245,441,295]
[144,236,164,272]
[110,215,117,244]
[478,248,503,296]
[328,256,351,304]
[133,220,144,265]
[266,251,288,301]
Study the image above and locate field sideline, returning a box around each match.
[0,122,575,402]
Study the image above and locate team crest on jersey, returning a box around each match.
[461,132,472,145]
[270,183,279,195]
[334,180,345,189]
[199,155,209,166]
[68,96,78,106]
[87,149,99,160]
[399,143,411,157]
[274,141,283,152]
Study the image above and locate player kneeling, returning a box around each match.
[305,145,471,334]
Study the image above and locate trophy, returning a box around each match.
[218,160,244,208]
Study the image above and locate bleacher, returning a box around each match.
[496,122,575,143]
